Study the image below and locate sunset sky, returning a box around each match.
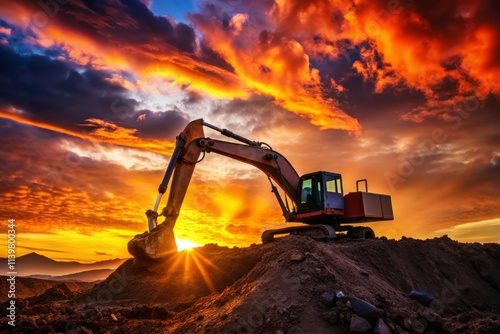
[0,0,498,262]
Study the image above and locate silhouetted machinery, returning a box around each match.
[128,119,393,261]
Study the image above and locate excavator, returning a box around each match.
[128,119,393,261]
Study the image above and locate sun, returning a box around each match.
[176,238,203,251]
[162,239,219,293]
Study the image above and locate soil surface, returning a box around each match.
[1,235,500,333]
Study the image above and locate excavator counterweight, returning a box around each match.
[127,119,394,262]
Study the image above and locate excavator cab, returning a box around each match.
[297,172,344,218]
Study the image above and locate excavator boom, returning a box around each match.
[128,119,301,261]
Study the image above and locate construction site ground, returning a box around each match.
[2,235,500,333]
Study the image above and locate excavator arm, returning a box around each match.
[128,119,301,261]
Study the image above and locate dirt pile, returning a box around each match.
[0,277,94,302]
[2,236,500,333]
[81,243,268,306]
[165,236,500,334]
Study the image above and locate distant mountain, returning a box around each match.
[0,252,128,276]
[28,269,114,282]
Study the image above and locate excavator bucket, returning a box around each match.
[128,223,177,261]
[127,119,205,262]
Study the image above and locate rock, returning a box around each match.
[321,310,339,324]
[408,290,434,306]
[336,290,347,302]
[374,318,392,334]
[320,292,336,307]
[111,313,118,322]
[349,296,384,319]
[290,252,304,262]
[402,318,413,330]
[421,309,442,327]
[385,318,396,331]
[69,327,94,334]
[350,315,371,333]
[78,327,94,334]
[36,318,47,327]
[151,306,172,320]
[411,319,426,333]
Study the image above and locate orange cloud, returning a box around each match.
[0,0,366,133]
[0,26,11,36]
[192,12,362,133]
[461,25,500,95]
[0,1,247,100]
[349,1,499,117]
[0,111,175,155]
[268,0,500,121]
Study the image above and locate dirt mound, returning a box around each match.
[80,243,268,306]
[4,236,500,333]
[167,236,500,334]
[0,276,94,302]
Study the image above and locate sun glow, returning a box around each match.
[176,238,203,251]
[156,245,219,294]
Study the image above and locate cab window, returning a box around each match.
[299,176,323,211]
[324,174,344,210]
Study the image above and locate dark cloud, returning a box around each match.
[95,251,112,256]
[46,0,196,54]
[132,109,188,139]
[0,44,126,127]
[207,95,298,136]
[198,40,235,73]
[182,90,204,105]
[0,43,190,141]
[173,22,196,53]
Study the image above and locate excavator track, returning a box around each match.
[345,226,375,239]
[261,224,336,244]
